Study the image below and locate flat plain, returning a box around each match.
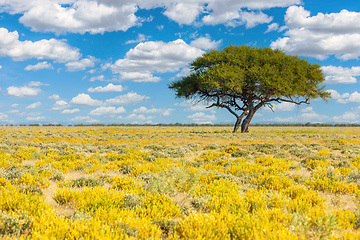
[1,126,360,239]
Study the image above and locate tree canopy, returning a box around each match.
[169,45,330,133]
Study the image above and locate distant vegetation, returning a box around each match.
[4,123,360,127]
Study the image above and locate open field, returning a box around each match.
[1,126,360,239]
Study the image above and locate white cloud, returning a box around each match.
[104,92,149,106]
[2,0,300,33]
[187,112,216,124]
[111,39,204,82]
[7,85,41,97]
[0,113,9,122]
[69,116,99,123]
[163,3,204,25]
[51,100,69,110]
[337,91,360,104]
[265,22,279,33]
[15,1,139,35]
[125,33,149,44]
[327,89,347,100]
[271,6,360,60]
[321,66,360,84]
[332,106,360,123]
[202,9,273,28]
[7,110,19,114]
[144,0,299,27]
[61,108,80,114]
[25,61,53,71]
[133,106,174,116]
[89,106,126,116]
[119,71,161,83]
[89,75,105,82]
[88,83,125,93]
[88,83,125,92]
[190,35,222,50]
[327,90,360,104]
[28,81,44,87]
[48,94,60,100]
[70,93,102,106]
[26,101,41,109]
[65,56,96,71]
[26,116,46,121]
[125,113,154,122]
[11,104,19,107]
[0,27,80,62]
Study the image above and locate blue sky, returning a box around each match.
[0,0,359,126]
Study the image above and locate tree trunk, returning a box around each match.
[232,111,248,133]
[232,117,242,133]
[241,110,255,133]
[241,119,250,133]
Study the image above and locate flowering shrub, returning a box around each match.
[0,126,360,239]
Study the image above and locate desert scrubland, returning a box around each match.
[1,126,360,239]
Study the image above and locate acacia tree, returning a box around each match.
[169,45,330,133]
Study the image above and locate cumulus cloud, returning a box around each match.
[26,101,41,109]
[265,22,279,33]
[104,92,149,106]
[51,100,69,110]
[337,92,360,104]
[332,106,360,123]
[153,0,299,26]
[61,108,80,114]
[163,2,204,25]
[48,94,60,100]
[26,116,46,121]
[70,93,102,106]
[1,0,300,34]
[202,9,273,28]
[133,106,174,116]
[7,85,41,97]
[125,113,154,123]
[187,112,216,124]
[271,6,360,60]
[111,39,204,82]
[88,83,125,93]
[14,1,139,35]
[69,116,99,123]
[327,90,360,104]
[125,33,149,44]
[190,35,222,50]
[28,81,45,87]
[65,56,96,71]
[89,75,105,82]
[321,66,360,84]
[25,61,53,71]
[0,27,80,62]
[0,113,9,122]
[89,106,126,116]
[327,89,349,100]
